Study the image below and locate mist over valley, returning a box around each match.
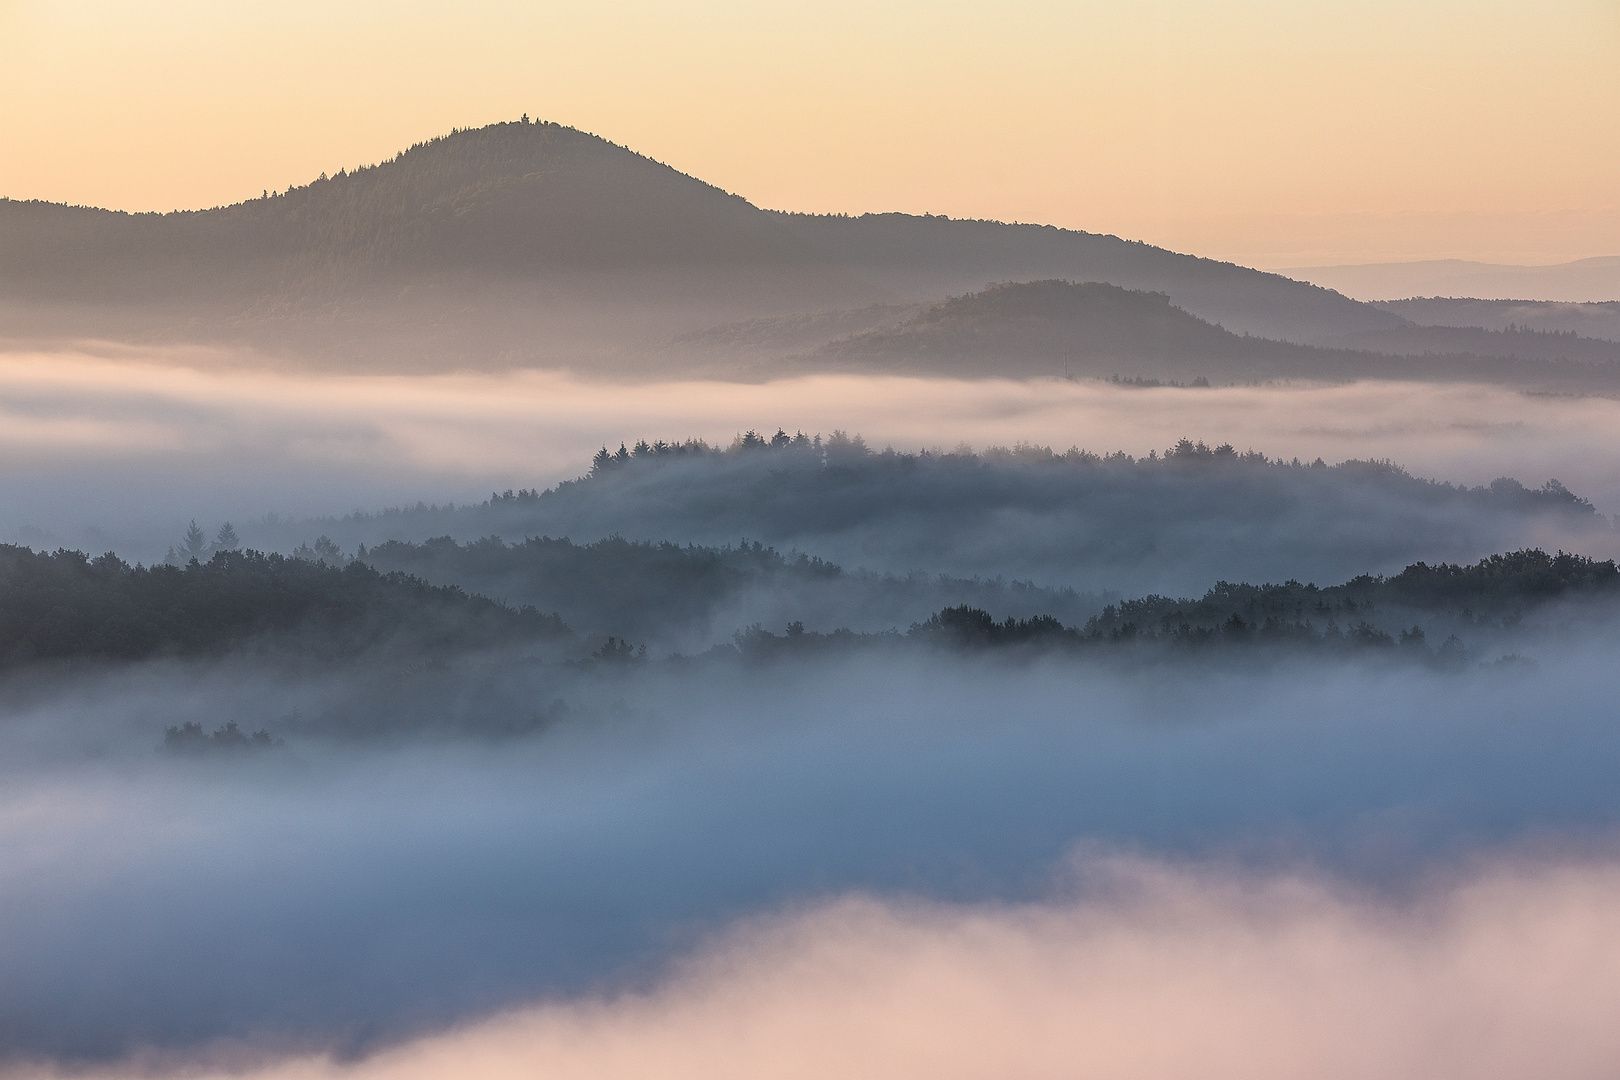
[4,108,1620,1079]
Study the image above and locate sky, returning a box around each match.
[1,0,1616,267]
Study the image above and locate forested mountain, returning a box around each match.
[8,119,1613,378]
[810,280,1298,377]
[762,281,1620,385]
[773,212,1398,341]
[0,122,833,302]
[0,119,1397,367]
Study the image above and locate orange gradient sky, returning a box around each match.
[1,0,1616,265]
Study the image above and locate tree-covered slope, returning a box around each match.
[360,534,1098,643]
[0,121,827,304]
[0,546,565,664]
[775,212,1400,340]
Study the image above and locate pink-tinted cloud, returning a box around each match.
[41,852,1620,1080]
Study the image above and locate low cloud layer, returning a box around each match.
[3,347,1620,561]
[1,645,1619,1066]
[1,344,1617,1077]
[23,852,1620,1080]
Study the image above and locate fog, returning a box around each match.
[34,856,1620,1080]
[2,640,1620,1071]
[338,446,1609,604]
[3,347,1619,578]
[2,341,1618,1076]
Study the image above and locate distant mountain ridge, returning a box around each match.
[1375,298,1620,342]
[1281,258,1620,304]
[3,118,1612,382]
[815,281,1274,376]
[0,122,833,301]
[0,119,1402,368]
[774,212,1397,341]
[790,280,1620,388]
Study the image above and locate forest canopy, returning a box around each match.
[0,540,1611,675]
[0,545,565,665]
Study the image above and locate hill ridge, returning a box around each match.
[0,118,1420,369]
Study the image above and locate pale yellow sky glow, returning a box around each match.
[1,0,1616,264]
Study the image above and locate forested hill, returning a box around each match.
[744,549,1620,665]
[0,539,1612,679]
[1078,548,1620,642]
[0,122,833,305]
[0,119,1392,354]
[0,546,565,665]
[816,281,1285,374]
[268,433,1610,597]
[774,213,1396,341]
[803,281,1620,386]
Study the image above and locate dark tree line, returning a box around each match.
[573,429,1593,516]
[0,542,1606,677]
[725,549,1616,665]
[0,545,566,666]
[1082,548,1617,641]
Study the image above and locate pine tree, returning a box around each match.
[214,522,240,551]
[181,520,210,561]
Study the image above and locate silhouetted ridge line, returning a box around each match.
[0,118,1405,368]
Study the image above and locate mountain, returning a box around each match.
[0,119,1402,370]
[790,280,1620,389]
[812,280,1292,377]
[0,121,834,301]
[774,212,1399,341]
[1325,324,1620,366]
[1374,298,1620,342]
[13,119,1611,381]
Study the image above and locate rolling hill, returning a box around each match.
[790,280,1620,389]
[0,119,1402,369]
[7,118,1615,383]
[0,122,835,301]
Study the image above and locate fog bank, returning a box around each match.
[2,646,1619,1065]
[4,349,1620,561]
[20,853,1620,1080]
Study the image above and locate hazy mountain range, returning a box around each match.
[3,118,1618,384]
[1284,258,1620,305]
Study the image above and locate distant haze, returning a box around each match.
[6,7,1620,1075]
[1280,258,1620,304]
[3,347,1620,565]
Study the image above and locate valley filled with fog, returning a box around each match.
[3,347,1620,566]
[3,339,1620,1075]
[4,118,1620,1079]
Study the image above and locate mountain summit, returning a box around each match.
[0,119,1398,369]
[0,120,830,301]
